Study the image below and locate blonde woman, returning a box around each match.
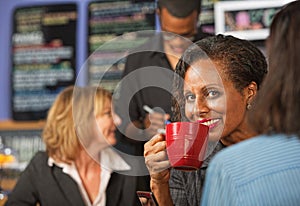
[6,86,137,206]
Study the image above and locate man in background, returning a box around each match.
[114,0,211,194]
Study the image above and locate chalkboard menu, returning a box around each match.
[11,4,77,120]
[88,0,156,92]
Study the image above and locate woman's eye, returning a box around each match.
[207,90,220,98]
[185,94,196,103]
[104,111,112,117]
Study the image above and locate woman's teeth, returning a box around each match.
[200,119,219,126]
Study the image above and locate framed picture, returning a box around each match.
[214,0,295,40]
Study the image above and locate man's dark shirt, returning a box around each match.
[114,30,212,193]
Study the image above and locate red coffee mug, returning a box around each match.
[166,122,209,171]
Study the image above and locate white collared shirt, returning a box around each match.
[48,147,131,206]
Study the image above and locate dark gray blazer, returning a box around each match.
[5,152,138,206]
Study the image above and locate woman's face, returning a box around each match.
[95,99,120,146]
[184,59,248,141]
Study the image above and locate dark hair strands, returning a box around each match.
[249,0,300,137]
[172,34,267,123]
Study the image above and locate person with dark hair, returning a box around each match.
[157,0,201,17]
[114,0,211,193]
[201,1,300,205]
[144,34,268,205]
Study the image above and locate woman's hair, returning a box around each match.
[43,85,112,163]
[172,34,268,121]
[249,1,300,137]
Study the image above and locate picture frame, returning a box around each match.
[214,0,295,40]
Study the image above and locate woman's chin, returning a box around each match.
[208,130,223,142]
[208,136,220,142]
[105,136,117,146]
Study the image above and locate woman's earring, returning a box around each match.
[247,103,252,110]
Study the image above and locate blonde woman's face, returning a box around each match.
[95,99,118,146]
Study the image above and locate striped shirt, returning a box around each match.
[201,134,300,206]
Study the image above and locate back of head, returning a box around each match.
[249,0,300,136]
[157,0,201,17]
[43,85,79,163]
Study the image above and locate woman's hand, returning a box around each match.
[144,134,171,184]
[144,134,174,206]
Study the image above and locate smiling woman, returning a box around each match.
[5,86,137,206]
[173,35,268,145]
[201,1,300,205]
[144,34,268,206]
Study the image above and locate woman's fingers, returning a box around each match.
[145,150,170,173]
[144,134,165,156]
[144,134,170,174]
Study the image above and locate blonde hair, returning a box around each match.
[43,86,112,163]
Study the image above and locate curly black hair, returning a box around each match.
[172,34,268,122]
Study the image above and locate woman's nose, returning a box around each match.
[113,113,122,126]
[194,97,209,117]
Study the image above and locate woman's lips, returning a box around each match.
[197,118,220,129]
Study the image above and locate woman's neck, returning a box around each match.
[221,121,257,146]
[75,148,100,175]
[75,147,101,204]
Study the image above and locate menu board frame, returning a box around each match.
[11,3,77,121]
[87,0,156,92]
[214,0,294,40]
